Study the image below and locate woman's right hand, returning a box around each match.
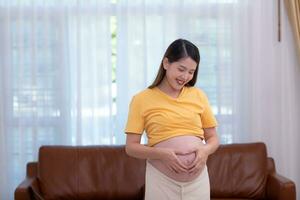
[159,148,189,173]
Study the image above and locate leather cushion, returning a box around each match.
[38,145,145,200]
[207,142,267,199]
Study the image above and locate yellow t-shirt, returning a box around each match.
[125,86,218,146]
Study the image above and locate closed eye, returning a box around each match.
[178,68,185,72]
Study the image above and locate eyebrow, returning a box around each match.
[179,65,196,71]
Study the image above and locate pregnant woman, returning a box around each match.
[125,39,219,200]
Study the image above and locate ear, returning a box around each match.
[163,57,169,70]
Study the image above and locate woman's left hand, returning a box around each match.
[187,127,220,174]
[187,145,209,174]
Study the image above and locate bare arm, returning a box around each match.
[202,127,220,155]
[125,133,167,160]
[125,133,188,172]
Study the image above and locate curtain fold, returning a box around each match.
[284,0,300,63]
[0,1,113,199]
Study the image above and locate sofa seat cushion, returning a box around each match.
[207,143,267,199]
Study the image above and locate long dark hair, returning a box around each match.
[148,39,200,89]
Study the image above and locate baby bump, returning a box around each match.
[177,152,196,166]
[149,135,205,182]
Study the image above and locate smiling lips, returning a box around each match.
[176,79,185,85]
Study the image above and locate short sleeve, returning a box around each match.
[124,96,145,134]
[199,90,218,128]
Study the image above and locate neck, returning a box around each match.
[157,78,182,98]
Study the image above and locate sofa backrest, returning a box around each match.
[38,145,145,200]
[207,142,268,199]
[38,143,268,200]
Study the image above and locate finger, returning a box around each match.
[172,167,178,173]
[176,159,189,172]
[175,159,189,172]
[188,163,198,173]
[189,162,205,174]
[168,162,183,173]
[174,150,186,155]
[175,163,188,173]
[188,165,199,174]
[175,148,197,155]
[188,163,196,171]
[167,164,178,173]
[188,156,200,169]
[192,164,205,174]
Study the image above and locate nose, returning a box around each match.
[181,72,189,81]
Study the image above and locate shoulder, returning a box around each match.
[130,88,155,103]
[133,88,154,98]
[185,86,207,97]
[185,87,211,105]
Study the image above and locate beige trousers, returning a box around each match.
[145,162,210,200]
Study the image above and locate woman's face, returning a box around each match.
[163,56,197,91]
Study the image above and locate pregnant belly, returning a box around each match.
[148,135,205,182]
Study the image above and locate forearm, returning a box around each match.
[204,136,219,155]
[125,143,166,160]
[203,128,220,155]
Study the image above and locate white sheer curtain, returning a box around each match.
[232,0,300,197]
[116,0,300,198]
[0,0,113,199]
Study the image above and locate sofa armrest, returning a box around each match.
[266,173,296,200]
[15,177,35,200]
[15,177,44,200]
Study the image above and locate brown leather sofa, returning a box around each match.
[15,142,296,200]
